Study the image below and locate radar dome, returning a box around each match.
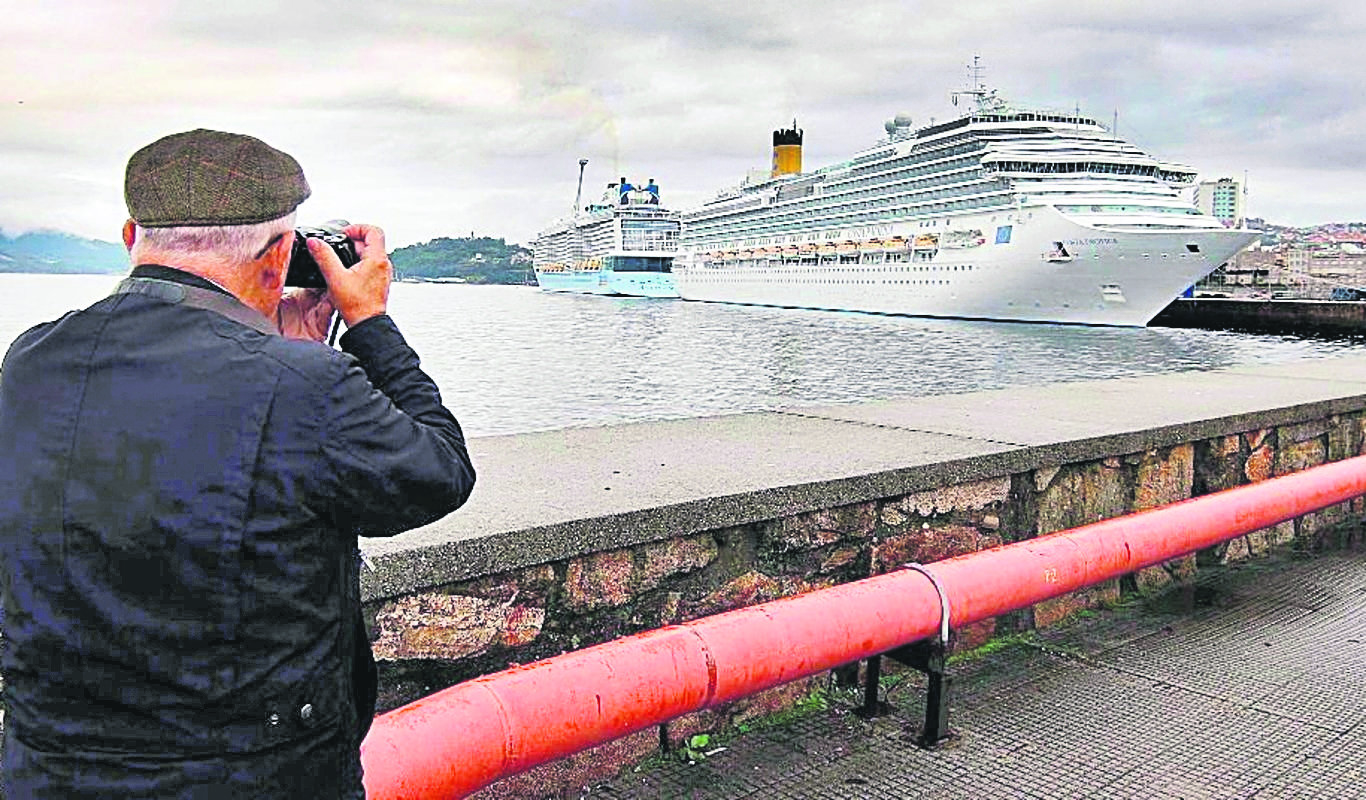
[884,119,897,135]
[893,113,913,127]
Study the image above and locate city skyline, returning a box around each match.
[4,1,1365,248]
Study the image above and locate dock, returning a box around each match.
[1152,297,1366,335]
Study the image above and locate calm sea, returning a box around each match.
[2,273,1359,437]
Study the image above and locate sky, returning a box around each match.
[3,0,1365,248]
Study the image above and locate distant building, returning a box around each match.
[1279,246,1366,297]
[1195,178,1243,227]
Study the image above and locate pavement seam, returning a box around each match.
[773,409,1031,448]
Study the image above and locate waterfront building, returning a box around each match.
[1195,178,1244,227]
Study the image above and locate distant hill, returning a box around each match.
[0,231,127,274]
[389,236,533,285]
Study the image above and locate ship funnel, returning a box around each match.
[771,121,803,177]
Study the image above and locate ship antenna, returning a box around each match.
[573,158,589,214]
[951,55,990,112]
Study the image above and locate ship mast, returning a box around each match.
[573,158,588,214]
[950,55,993,113]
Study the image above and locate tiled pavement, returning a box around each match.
[593,552,1366,799]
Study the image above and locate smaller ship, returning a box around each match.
[533,160,680,298]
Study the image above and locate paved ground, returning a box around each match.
[593,551,1366,799]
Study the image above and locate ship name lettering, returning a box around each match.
[1064,237,1119,246]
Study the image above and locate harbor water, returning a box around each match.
[2,274,1359,437]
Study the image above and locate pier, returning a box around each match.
[1153,296,1366,335]
[356,353,1366,798]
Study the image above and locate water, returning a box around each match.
[2,274,1359,437]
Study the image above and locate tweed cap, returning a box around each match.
[125,129,310,227]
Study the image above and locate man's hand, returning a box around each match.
[311,224,391,327]
[277,288,336,341]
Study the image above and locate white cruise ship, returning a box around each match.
[677,71,1259,326]
[533,165,680,298]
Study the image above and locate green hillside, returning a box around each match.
[389,236,533,285]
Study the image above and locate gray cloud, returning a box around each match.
[4,0,1366,245]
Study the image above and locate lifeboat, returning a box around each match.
[836,240,859,255]
[884,236,910,252]
[911,234,938,250]
[818,242,838,257]
[860,239,883,253]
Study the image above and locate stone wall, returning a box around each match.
[364,410,1366,798]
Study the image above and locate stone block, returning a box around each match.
[1328,414,1363,462]
[1196,434,1244,495]
[1134,553,1197,593]
[1034,465,1061,492]
[454,565,557,606]
[1036,462,1130,535]
[1212,434,1241,458]
[870,524,999,574]
[1222,536,1251,563]
[773,502,876,551]
[1032,579,1120,629]
[564,550,634,612]
[1279,418,1330,445]
[1255,520,1296,548]
[372,593,545,661]
[953,618,997,653]
[898,476,1011,517]
[1245,428,1271,451]
[1245,445,1274,483]
[636,533,718,593]
[818,545,862,574]
[880,505,908,527]
[657,591,683,627]
[1275,436,1326,477]
[691,570,784,617]
[1135,444,1194,511]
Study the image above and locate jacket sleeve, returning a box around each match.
[322,314,476,537]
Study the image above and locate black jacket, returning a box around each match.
[0,268,475,798]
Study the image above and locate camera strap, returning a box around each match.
[114,277,278,337]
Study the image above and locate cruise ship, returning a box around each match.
[676,70,1259,326]
[533,163,680,298]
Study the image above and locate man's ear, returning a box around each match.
[121,220,137,253]
[261,231,294,293]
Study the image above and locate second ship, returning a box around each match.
[532,160,680,298]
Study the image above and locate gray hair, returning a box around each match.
[136,212,296,263]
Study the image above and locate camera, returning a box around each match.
[285,221,359,288]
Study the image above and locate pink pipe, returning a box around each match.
[363,453,1366,799]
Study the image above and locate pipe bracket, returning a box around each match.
[901,562,951,644]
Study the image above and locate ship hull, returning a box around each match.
[676,208,1258,326]
[535,268,678,298]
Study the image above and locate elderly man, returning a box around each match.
[0,129,476,798]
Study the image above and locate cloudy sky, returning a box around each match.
[3,0,1364,248]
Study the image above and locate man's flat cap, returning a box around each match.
[125,129,310,227]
